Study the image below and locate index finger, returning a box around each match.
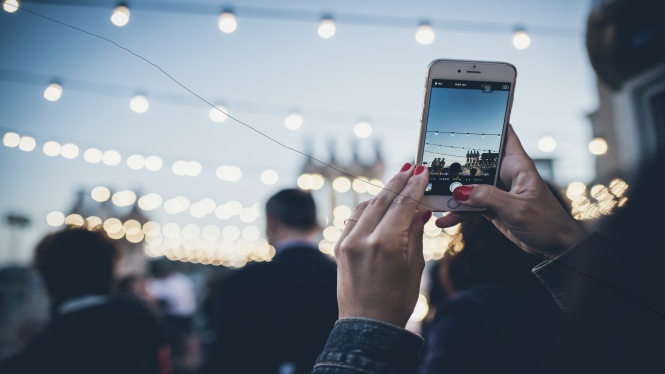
[375,165,431,231]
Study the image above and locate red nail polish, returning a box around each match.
[453,186,473,201]
[422,210,432,223]
[414,165,425,175]
[400,163,412,172]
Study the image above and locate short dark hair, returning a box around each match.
[34,228,120,303]
[266,189,317,231]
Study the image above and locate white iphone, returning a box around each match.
[416,59,517,212]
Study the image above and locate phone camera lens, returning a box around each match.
[457,69,461,73]
[473,65,476,68]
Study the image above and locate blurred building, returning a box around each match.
[586,0,665,182]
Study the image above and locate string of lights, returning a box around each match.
[423,150,468,159]
[1,127,287,184]
[425,142,498,153]
[0,67,408,137]
[9,0,580,50]
[425,130,500,137]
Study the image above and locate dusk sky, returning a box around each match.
[423,87,509,165]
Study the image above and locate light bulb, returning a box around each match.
[43,83,62,101]
[318,19,336,38]
[218,12,237,33]
[512,29,531,50]
[284,113,303,130]
[209,105,229,122]
[354,121,373,138]
[130,95,149,113]
[111,5,130,27]
[537,136,556,152]
[3,0,19,13]
[588,138,608,155]
[416,24,435,45]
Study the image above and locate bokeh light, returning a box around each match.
[65,214,84,227]
[222,225,240,240]
[261,170,279,185]
[239,207,256,223]
[104,218,123,234]
[588,138,608,155]
[202,225,220,240]
[537,136,556,152]
[218,12,237,33]
[130,95,149,113]
[225,200,243,216]
[566,182,586,200]
[144,156,163,171]
[216,165,242,181]
[85,216,102,231]
[352,176,369,193]
[186,161,202,177]
[43,83,63,101]
[60,143,79,159]
[84,148,103,163]
[512,29,531,49]
[215,205,231,220]
[318,18,336,38]
[102,150,121,166]
[18,136,36,151]
[367,179,384,195]
[332,176,351,192]
[112,190,137,207]
[46,211,64,227]
[91,186,111,202]
[323,226,341,241]
[111,5,130,27]
[3,0,19,13]
[353,121,373,138]
[3,132,20,147]
[138,193,162,210]
[333,205,352,220]
[209,105,229,122]
[42,141,61,156]
[127,154,145,169]
[415,24,435,45]
[284,113,303,130]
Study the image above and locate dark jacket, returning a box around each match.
[419,284,559,374]
[205,244,338,374]
[0,297,168,374]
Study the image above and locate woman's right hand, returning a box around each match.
[436,125,586,258]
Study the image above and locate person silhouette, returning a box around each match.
[449,162,462,176]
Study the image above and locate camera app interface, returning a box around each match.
[422,79,511,195]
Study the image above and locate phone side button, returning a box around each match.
[447,198,461,209]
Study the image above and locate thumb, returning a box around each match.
[453,184,515,215]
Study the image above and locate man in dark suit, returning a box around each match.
[0,228,170,374]
[204,189,338,374]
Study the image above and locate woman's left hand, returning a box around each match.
[335,163,432,328]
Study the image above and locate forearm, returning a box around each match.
[312,318,423,374]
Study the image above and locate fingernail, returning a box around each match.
[422,210,432,223]
[453,186,473,201]
[400,163,412,172]
[414,165,425,175]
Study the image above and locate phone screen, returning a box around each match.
[422,79,511,195]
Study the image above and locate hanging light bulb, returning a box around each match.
[130,95,149,113]
[318,18,336,38]
[512,27,531,50]
[415,23,435,45]
[111,4,130,27]
[209,105,229,122]
[3,0,19,13]
[284,113,303,130]
[43,83,62,101]
[354,121,373,138]
[218,11,237,33]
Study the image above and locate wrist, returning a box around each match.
[552,222,586,256]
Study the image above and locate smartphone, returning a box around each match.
[416,59,516,212]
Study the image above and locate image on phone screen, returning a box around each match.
[422,79,511,195]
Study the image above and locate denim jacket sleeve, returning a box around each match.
[312,317,424,374]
